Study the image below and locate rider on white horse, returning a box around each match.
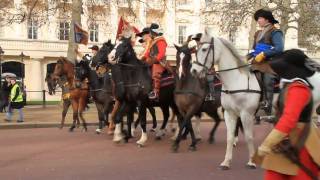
[249,9,284,116]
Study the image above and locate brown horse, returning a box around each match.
[46,73,76,129]
[53,57,89,131]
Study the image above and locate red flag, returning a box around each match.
[74,23,89,45]
[116,16,140,39]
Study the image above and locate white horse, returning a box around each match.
[190,31,261,169]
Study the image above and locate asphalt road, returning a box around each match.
[0,122,272,180]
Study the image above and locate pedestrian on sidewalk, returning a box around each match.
[5,77,24,122]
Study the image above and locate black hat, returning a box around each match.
[269,49,315,79]
[138,38,145,44]
[149,23,163,36]
[191,33,202,41]
[89,45,99,51]
[254,9,279,24]
[136,27,150,37]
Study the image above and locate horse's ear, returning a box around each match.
[107,39,111,44]
[174,43,180,51]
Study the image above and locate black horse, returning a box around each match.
[92,40,174,140]
[106,37,182,146]
[75,59,115,134]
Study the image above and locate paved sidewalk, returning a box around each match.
[0,104,176,129]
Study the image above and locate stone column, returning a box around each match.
[24,58,43,101]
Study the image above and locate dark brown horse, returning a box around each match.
[173,42,223,151]
[53,57,89,131]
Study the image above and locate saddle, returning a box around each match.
[160,70,175,88]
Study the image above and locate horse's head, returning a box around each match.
[74,60,90,82]
[108,37,134,64]
[45,73,58,95]
[53,57,74,79]
[190,30,216,78]
[91,40,114,68]
[175,41,195,79]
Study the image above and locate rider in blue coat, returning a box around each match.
[250,9,284,115]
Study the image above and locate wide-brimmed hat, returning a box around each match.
[269,49,315,79]
[138,38,145,44]
[254,9,279,24]
[136,27,150,37]
[191,33,202,41]
[89,45,99,51]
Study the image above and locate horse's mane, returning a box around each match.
[217,38,247,67]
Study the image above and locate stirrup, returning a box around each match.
[205,94,215,101]
[148,91,159,100]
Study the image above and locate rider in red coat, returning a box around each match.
[253,49,320,180]
[137,23,167,100]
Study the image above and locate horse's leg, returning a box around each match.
[79,97,88,132]
[136,103,148,147]
[171,115,187,152]
[207,108,222,144]
[147,106,157,131]
[233,118,243,147]
[169,110,176,132]
[113,101,126,143]
[240,111,256,169]
[124,105,134,142]
[186,115,197,151]
[108,100,119,135]
[69,100,78,132]
[60,100,71,129]
[155,106,169,139]
[220,110,238,170]
[95,103,104,134]
[193,115,202,141]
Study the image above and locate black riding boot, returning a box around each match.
[262,73,275,115]
[205,74,215,101]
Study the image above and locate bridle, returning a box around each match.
[193,37,215,72]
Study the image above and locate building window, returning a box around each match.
[28,20,38,39]
[59,21,70,40]
[89,23,99,42]
[178,25,186,44]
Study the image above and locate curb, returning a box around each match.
[0,122,99,130]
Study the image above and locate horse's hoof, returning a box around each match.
[208,138,215,144]
[96,129,102,134]
[219,165,230,170]
[136,143,144,148]
[188,145,197,152]
[155,136,162,141]
[83,128,88,132]
[246,164,256,169]
[171,144,179,153]
[196,138,202,143]
[69,127,75,132]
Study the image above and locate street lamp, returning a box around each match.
[19,52,25,87]
[0,46,4,89]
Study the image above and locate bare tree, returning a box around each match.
[203,0,320,50]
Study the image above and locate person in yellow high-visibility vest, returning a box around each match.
[5,76,24,122]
